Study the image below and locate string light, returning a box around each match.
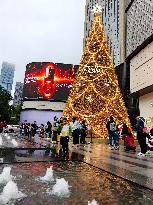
[63,13,130,138]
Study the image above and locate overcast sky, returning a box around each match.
[0,0,86,93]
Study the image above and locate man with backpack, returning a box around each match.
[106,116,119,150]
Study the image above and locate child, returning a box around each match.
[60,118,70,154]
[122,128,136,151]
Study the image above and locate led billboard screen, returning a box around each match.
[23,62,77,101]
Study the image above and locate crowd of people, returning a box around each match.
[1,114,153,157]
[20,117,88,154]
[20,121,38,141]
[106,116,136,151]
[106,115,153,157]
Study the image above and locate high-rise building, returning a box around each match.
[0,62,15,93]
[84,0,126,67]
[13,82,23,106]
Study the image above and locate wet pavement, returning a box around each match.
[0,162,153,205]
[0,133,153,204]
[70,143,153,190]
[0,133,52,149]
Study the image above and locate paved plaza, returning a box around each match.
[1,134,153,191]
[1,134,153,204]
[70,143,153,190]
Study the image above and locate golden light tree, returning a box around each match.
[63,4,130,137]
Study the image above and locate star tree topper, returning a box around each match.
[92,3,103,14]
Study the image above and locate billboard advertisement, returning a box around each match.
[23,62,77,101]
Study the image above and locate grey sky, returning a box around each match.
[0,0,85,93]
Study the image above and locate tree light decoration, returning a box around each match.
[63,12,130,137]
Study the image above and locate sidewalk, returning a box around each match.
[69,143,153,190]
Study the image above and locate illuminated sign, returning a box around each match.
[23,62,76,101]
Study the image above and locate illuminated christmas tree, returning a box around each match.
[63,4,130,137]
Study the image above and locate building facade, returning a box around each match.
[84,0,126,67]
[0,62,15,93]
[126,0,153,57]
[13,82,23,106]
[126,0,153,118]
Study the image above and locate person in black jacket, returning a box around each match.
[136,116,147,156]
[31,121,38,137]
[46,121,52,138]
[121,123,129,148]
[80,120,87,144]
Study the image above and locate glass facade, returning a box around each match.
[0,62,15,93]
[84,0,125,67]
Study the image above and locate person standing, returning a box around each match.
[52,116,58,142]
[136,116,147,156]
[80,120,87,144]
[57,119,63,142]
[121,123,129,148]
[24,123,28,137]
[0,121,4,133]
[31,121,38,138]
[71,117,80,145]
[60,118,70,153]
[21,123,25,136]
[45,121,52,138]
[40,124,45,138]
[28,123,32,141]
[20,123,23,136]
[106,116,119,150]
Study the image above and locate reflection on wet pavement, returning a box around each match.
[0,133,153,204]
[0,133,54,149]
[70,144,153,190]
[0,162,153,205]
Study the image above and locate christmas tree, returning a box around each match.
[63,4,130,137]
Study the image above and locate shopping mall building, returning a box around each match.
[126,0,153,121]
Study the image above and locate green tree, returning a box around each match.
[0,85,12,122]
[9,104,22,124]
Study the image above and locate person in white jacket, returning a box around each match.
[60,118,70,153]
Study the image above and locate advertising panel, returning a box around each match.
[23,62,76,101]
